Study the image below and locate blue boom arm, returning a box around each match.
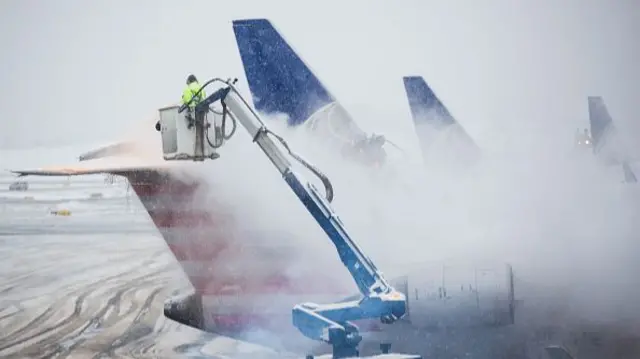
[188,79,407,358]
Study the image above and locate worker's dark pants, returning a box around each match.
[192,109,207,158]
[186,108,206,126]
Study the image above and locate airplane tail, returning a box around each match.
[402,76,480,167]
[622,161,637,183]
[232,18,372,154]
[587,96,638,183]
[12,142,351,347]
[232,19,336,127]
[403,76,456,130]
[587,96,613,153]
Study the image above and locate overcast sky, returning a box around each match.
[0,0,638,154]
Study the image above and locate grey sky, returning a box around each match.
[0,0,638,154]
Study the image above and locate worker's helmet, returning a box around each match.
[186,74,198,84]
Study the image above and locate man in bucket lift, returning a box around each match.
[182,74,207,129]
[155,74,207,132]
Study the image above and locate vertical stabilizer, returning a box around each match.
[402,76,480,168]
[622,161,637,183]
[587,96,637,183]
[403,76,456,131]
[588,96,613,154]
[232,19,336,127]
[232,18,375,157]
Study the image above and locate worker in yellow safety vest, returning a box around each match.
[181,74,208,131]
[154,74,208,132]
[182,74,206,108]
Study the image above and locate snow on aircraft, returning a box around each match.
[587,96,637,183]
[10,18,516,357]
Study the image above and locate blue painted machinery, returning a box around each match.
[159,78,419,359]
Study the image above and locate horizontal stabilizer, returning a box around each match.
[11,156,171,177]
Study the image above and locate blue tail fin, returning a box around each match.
[403,76,456,130]
[587,96,637,183]
[622,161,638,183]
[587,96,613,152]
[232,19,336,127]
[402,76,479,166]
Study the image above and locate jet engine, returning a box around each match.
[390,262,515,329]
[164,262,515,338]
